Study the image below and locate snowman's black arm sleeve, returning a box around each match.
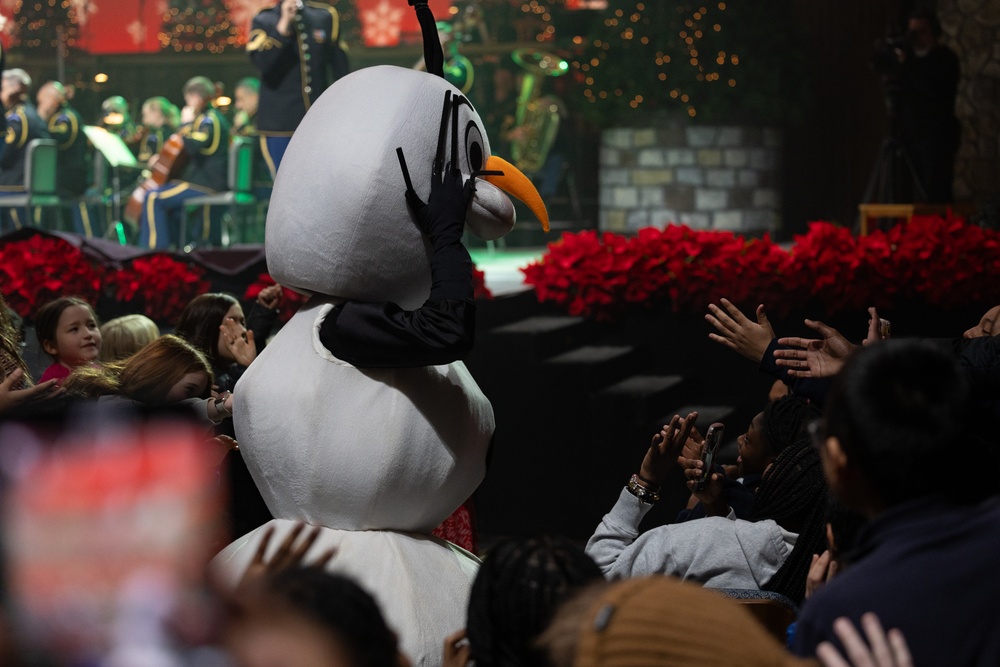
[317,241,476,368]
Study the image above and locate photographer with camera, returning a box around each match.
[886,8,960,203]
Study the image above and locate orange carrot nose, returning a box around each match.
[482,155,549,232]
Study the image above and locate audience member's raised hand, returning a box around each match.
[239,522,336,588]
[0,370,61,414]
[817,613,913,667]
[256,284,283,311]
[205,434,239,467]
[639,412,698,487]
[806,549,839,600]
[863,307,890,346]
[706,299,775,363]
[679,456,726,515]
[680,423,705,461]
[442,629,471,667]
[220,318,257,367]
[774,319,857,378]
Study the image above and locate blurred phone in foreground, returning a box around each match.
[696,422,725,491]
[0,411,226,665]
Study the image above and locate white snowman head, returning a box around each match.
[264,65,547,308]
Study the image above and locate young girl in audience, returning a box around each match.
[64,334,233,422]
[174,293,259,393]
[35,297,102,384]
[174,291,276,537]
[99,314,160,362]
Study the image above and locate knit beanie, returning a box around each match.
[568,577,815,667]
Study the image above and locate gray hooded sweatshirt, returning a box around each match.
[586,488,797,589]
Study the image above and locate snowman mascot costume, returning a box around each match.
[212,2,549,664]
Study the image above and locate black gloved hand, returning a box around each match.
[403,159,476,251]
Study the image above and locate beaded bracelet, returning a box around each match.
[626,474,661,504]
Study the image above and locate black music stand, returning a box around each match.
[83,126,139,245]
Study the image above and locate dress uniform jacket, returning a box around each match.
[0,102,50,190]
[138,126,175,164]
[247,1,349,134]
[48,104,89,196]
[180,108,229,192]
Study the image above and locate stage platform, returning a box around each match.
[469,247,544,297]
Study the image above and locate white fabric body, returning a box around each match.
[213,520,479,667]
[220,64,508,667]
[234,297,494,533]
[265,65,516,307]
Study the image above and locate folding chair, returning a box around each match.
[0,139,62,229]
[716,588,799,644]
[179,137,257,248]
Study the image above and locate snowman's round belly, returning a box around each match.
[234,299,494,533]
[213,519,478,667]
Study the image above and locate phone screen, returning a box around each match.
[698,422,725,489]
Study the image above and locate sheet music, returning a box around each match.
[83,125,139,169]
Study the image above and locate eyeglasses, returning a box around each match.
[807,418,827,449]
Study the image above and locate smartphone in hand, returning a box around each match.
[696,422,725,491]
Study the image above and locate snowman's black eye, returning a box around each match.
[465,121,484,172]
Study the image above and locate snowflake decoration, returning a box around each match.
[126,19,146,45]
[362,0,404,47]
[0,14,8,34]
[69,0,96,27]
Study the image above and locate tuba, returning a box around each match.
[509,48,568,175]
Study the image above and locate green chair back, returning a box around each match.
[26,139,59,197]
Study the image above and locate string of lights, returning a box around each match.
[5,0,792,126]
[572,1,739,120]
[159,0,242,53]
[13,0,78,50]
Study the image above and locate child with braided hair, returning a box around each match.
[586,413,828,604]
[677,396,820,522]
[444,536,603,667]
[748,432,829,602]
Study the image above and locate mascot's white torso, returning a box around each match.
[212,65,526,666]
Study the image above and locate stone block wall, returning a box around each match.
[599,123,782,234]
[940,0,1000,202]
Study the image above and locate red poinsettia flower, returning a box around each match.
[522,216,1000,321]
[113,254,212,324]
[0,234,105,320]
